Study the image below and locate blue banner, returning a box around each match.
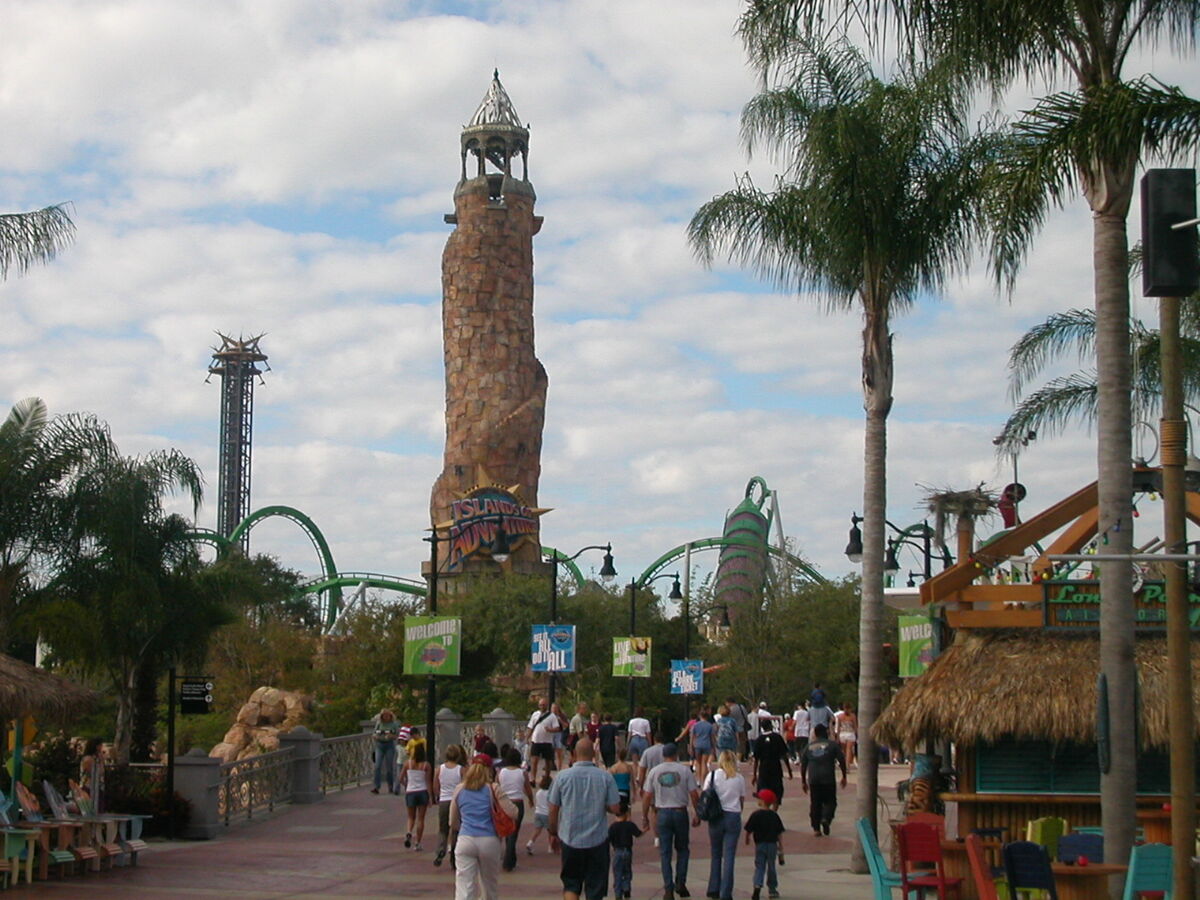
[670,659,703,695]
[531,625,576,672]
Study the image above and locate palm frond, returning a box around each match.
[996,372,1100,454]
[1007,309,1097,399]
[0,204,75,280]
[0,398,49,445]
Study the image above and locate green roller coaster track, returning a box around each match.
[188,501,826,631]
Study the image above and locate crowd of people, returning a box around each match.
[368,688,856,900]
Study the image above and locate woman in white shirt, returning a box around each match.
[431,744,465,867]
[704,749,746,900]
[400,741,433,850]
[496,747,533,871]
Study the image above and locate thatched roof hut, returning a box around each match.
[873,630,1200,752]
[0,652,95,721]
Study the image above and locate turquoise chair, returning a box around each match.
[857,817,919,900]
[1121,842,1172,900]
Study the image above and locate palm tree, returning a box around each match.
[0,204,74,280]
[38,449,234,764]
[740,0,1200,871]
[997,303,1200,453]
[688,38,994,870]
[0,398,112,650]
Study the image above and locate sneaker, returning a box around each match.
[369,788,379,794]
[752,889,761,900]
[822,821,830,836]
[813,828,822,837]
[434,850,445,866]
[404,832,412,848]
[676,884,690,898]
[707,893,720,899]
[525,842,533,855]
[654,837,660,848]
[663,890,675,900]
[769,892,781,899]
[413,842,422,851]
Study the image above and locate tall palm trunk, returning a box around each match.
[113,666,137,766]
[853,298,893,873]
[1094,206,1137,883]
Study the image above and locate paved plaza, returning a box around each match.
[12,764,911,898]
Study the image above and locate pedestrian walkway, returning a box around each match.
[14,763,910,898]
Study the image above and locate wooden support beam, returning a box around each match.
[945,608,1043,629]
[1031,507,1100,578]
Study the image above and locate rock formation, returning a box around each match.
[208,686,311,763]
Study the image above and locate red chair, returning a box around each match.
[965,833,1002,900]
[907,812,947,839]
[898,821,964,899]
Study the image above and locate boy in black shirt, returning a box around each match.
[743,789,784,900]
[608,799,643,900]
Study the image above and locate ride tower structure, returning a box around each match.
[207,333,269,551]
[430,72,551,586]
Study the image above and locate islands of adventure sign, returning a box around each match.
[444,482,546,570]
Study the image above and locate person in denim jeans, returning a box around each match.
[704,750,745,900]
[743,789,785,900]
[607,799,643,899]
[371,708,399,794]
[641,743,699,900]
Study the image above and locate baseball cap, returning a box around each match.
[472,753,493,767]
[756,788,778,805]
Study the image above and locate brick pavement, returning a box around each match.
[13,763,910,898]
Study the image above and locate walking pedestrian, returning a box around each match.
[641,742,700,900]
[598,713,619,767]
[689,707,715,779]
[497,747,532,871]
[371,708,400,794]
[608,799,643,899]
[552,702,571,771]
[704,749,745,900]
[714,704,738,758]
[525,773,553,855]
[743,789,785,900]
[751,718,792,807]
[450,754,516,900]
[800,723,847,836]
[527,697,558,785]
[401,741,433,850]
[432,744,465,867]
[724,697,748,762]
[548,737,621,900]
[627,707,652,764]
[792,703,810,763]
[837,703,858,769]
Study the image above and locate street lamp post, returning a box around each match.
[424,520,510,763]
[627,573,682,722]
[543,543,616,704]
[846,514,950,583]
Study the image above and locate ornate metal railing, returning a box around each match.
[320,732,373,793]
[218,747,294,825]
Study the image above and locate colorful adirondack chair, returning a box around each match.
[0,817,37,888]
[858,818,920,900]
[898,821,964,899]
[1025,817,1068,862]
[13,781,97,874]
[1121,842,1172,900]
[966,833,1013,900]
[0,789,74,881]
[70,780,149,866]
[45,781,125,868]
[1003,840,1058,900]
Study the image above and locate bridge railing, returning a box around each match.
[320,732,374,793]
[217,747,295,825]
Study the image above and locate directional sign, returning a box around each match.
[179,677,214,715]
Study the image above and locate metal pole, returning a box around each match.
[426,533,439,766]
[627,579,636,723]
[166,666,177,840]
[1159,292,1195,900]
[549,556,558,705]
[683,545,691,722]
[921,522,932,580]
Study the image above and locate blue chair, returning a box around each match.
[1003,840,1058,900]
[1057,831,1104,864]
[1121,842,1172,900]
[857,818,919,900]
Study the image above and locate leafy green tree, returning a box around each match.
[0,398,112,652]
[37,449,235,764]
[688,37,994,859]
[0,204,73,280]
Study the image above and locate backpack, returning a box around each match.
[716,716,737,750]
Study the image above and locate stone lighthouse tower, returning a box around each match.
[430,72,549,576]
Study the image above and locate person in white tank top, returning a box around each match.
[497,747,533,871]
[431,745,465,867]
[400,742,433,850]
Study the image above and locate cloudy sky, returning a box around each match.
[2,0,1197,593]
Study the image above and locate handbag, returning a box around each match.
[698,772,723,822]
[491,786,518,838]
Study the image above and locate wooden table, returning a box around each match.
[1050,862,1128,900]
[1136,807,1172,844]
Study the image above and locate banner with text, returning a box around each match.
[670,659,704,695]
[898,614,934,678]
[404,616,462,675]
[612,637,652,677]
[531,625,576,672]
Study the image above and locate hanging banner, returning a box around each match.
[612,637,652,677]
[898,614,934,677]
[670,659,703,695]
[404,616,462,675]
[531,625,576,672]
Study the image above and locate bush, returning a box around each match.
[26,732,80,799]
[104,764,191,837]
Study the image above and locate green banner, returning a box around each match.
[404,616,462,675]
[612,637,652,677]
[898,614,933,678]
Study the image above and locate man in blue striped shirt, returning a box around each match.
[549,738,621,900]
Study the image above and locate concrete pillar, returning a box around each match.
[436,708,463,759]
[483,707,516,751]
[174,748,222,839]
[279,726,324,804]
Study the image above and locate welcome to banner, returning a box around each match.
[404,616,462,675]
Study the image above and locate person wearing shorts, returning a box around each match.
[527,697,559,783]
[400,742,432,850]
[627,707,651,763]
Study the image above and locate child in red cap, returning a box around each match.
[743,789,785,900]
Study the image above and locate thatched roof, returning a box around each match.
[873,630,1200,752]
[0,653,96,721]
